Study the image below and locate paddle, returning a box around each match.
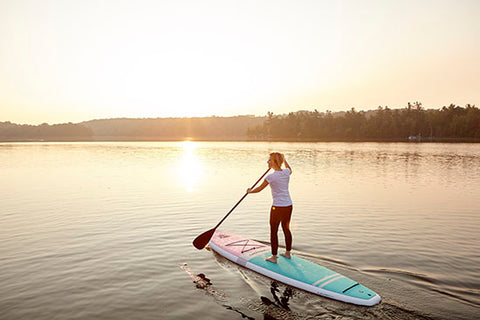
[192,168,270,250]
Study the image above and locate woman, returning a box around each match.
[247,152,293,264]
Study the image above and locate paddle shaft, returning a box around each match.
[192,168,271,249]
[213,168,270,229]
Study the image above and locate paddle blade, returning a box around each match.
[193,228,216,250]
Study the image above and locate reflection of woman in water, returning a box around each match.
[247,152,293,264]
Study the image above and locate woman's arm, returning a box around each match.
[282,154,292,174]
[247,179,269,194]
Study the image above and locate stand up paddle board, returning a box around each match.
[209,230,381,306]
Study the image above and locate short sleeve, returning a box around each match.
[265,175,271,183]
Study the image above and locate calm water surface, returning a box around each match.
[1,142,479,320]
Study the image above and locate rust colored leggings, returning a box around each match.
[269,205,293,255]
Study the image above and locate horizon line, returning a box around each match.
[2,102,477,126]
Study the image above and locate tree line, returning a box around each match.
[0,122,94,141]
[0,116,264,141]
[247,103,480,142]
[2,104,479,142]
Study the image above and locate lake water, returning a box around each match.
[1,141,479,320]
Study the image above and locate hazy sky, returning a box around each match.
[1,0,479,124]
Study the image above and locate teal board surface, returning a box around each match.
[249,252,376,300]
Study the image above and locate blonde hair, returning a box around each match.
[269,152,284,168]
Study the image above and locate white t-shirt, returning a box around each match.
[266,168,292,207]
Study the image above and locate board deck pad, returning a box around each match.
[208,230,381,306]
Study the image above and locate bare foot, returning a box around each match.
[265,255,277,264]
[280,251,291,259]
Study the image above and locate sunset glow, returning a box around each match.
[1,0,479,124]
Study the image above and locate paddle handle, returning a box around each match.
[213,168,270,229]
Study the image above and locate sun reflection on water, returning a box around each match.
[177,141,203,192]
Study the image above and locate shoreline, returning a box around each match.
[1,137,480,143]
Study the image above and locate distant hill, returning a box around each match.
[0,121,94,142]
[82,115,265,141]
[0,115,266,142]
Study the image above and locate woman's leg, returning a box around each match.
[281,206,293,252]
[269,207,281,256]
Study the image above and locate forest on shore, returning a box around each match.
[248,103,480,142]
[1,103,479,142]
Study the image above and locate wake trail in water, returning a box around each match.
[179,263,226,301]
[210,251,446,320]
[364,267,480,308]
[180,263,258,319]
